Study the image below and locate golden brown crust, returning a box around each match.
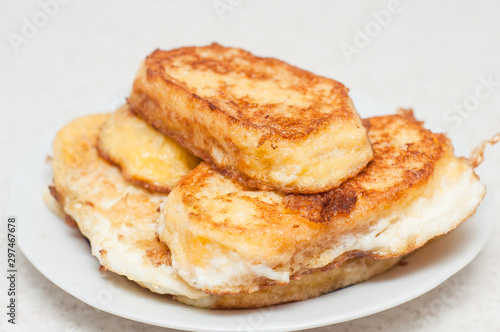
[144,237,173,267]
[284,111,448,223]
[129,43,373,193]
[142,44,355,139]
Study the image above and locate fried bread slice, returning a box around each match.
[128,43,373,194]
[47,113,402,309]
[157,111,485,294]
[97,105,200,193]
[49,113,206,299]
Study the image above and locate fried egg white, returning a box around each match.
[49,113,206,299]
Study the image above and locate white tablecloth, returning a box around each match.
[1,1,499,331]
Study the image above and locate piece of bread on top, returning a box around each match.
[128,43,373,194]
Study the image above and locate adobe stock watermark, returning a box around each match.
[6,0,72,54]
[213,0,244,21]
[64,273,127,332]
[237,306,275,331]
[442,74,499,130]
[339,0,403,63]
[408,278,469,331]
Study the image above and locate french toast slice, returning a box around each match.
[97,105,200,193]
[128,43,373,194]
[46,112,402,309]
[157,110,485,294]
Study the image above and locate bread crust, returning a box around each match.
[129,43,373,193]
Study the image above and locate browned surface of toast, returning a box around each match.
[129,43,373,193]
[285,110,448,222]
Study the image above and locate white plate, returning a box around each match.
[7,94,493,332]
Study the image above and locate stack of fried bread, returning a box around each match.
[46,43,486,309]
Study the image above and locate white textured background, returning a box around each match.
[1,0,499,331]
